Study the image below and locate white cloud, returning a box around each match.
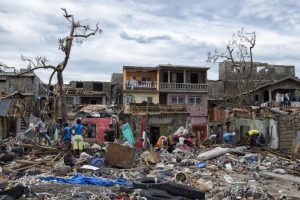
[0,0,300,83]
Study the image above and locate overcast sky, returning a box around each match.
[1,0,300,83]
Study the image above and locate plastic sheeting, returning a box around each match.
[41,174,126,187]
[120,123,135,145]
[197,147,230,161]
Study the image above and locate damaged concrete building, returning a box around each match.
[0,69,44,139]
[123,64,209,144]
[208,61,300,151]
[64,81,111,112]
[110,73,123,105]
[211,61,296,104]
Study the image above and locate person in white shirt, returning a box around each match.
[37,117,51,146]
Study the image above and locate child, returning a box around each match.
[62,122,72,150]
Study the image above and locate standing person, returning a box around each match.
[104,124,115,142]
[223,131,236,144]
[71,118,86,158]
[37,117,51,146]
[209,133,217,144]
[61,122,72,150]
[248,129,260,148]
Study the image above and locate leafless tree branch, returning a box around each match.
[0,63,17,74]
[1,8,101,122]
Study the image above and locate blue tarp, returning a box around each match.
[41,174,126,186]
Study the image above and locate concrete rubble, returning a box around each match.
[0,129,299,200]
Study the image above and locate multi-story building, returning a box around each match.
[158,64,209,140]
[210,61,296,101]
[123,64,209,143]
[123,66,159,113]
[64,81,111,112]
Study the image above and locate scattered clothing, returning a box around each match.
[41,174,126,186]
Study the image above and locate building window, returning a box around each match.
[125,95,135,104]
[66,97,74,104]
[90,99,97,104]
[171,96,185,104]
[76,82,83,88]
[189,96,202,104]
[83,124,96,138]
[93,82,103,91]
[176,73,184,83]
[142,96,153,104]
[163,72,168,82]
[190,73,198,83]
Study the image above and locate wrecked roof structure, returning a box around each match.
[0,92,28,139]
[67,104,108,120]
[224,76,300,107]
[64,81,111,112]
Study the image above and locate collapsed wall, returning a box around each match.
[277,113,300,151]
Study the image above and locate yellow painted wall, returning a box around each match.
[124,92,159,104]
[125,70,157,82]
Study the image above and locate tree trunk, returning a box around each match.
[57,71,67,122]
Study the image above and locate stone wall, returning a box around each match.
[208,80,224,100]
[278,113,300,151]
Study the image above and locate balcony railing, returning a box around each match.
[160,83,208,91]
[125,80,157,89]
[128,104,188,113]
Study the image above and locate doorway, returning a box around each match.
[150,127,160,146]
[192,126,207,141]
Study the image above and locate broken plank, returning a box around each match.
[262,172,300,184]
[51,152,63,162]
[2,167,18,174]
[15,160,44,165]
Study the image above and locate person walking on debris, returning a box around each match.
[61,123,76,167]
[104,124,115,142]
[248,129,260,148]
[61,122,72,150]
[71,118,87,158]
[223,131,236,144]
[37,117,51,146]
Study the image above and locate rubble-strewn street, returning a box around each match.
[0,127,299,200]
[1,1,300,200]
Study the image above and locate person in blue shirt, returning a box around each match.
[61,122,72,150]
[223,132,236,144]
[71,118,87,158]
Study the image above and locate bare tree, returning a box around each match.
[207,28,257,105]
[1,8,102,122]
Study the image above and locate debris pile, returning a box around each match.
[0,125,299,200]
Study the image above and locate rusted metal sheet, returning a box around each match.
[105,143,135,169]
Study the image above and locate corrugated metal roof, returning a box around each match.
[0,98,12,117]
